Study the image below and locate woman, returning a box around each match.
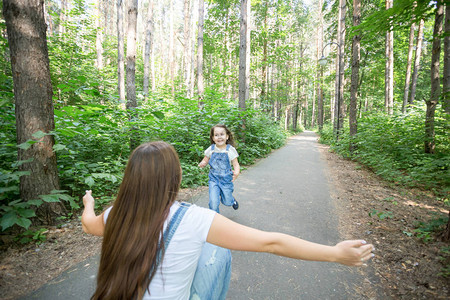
[82,141,374,299]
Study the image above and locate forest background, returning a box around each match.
[0,0,449,293]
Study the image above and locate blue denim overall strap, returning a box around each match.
[155,202,191,268]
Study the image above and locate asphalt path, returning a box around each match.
[25,131,379,299]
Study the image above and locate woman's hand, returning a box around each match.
[83,190,94,207]
[81,190,105,236]
[333,240,375,266]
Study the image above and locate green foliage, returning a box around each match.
[414,215,448,243]
[15,228,48,245]
[320,105,450,194]
[369,209,394,220]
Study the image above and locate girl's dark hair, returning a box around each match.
[209,124,235,147]
[92,141,181,300]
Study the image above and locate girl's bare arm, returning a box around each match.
[198,156,210,168]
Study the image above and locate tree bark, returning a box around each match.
[349,0,361,154]
[169,0,175,96]
[335,0,346,138]
[143,0,154,101]
[3,0,65,224]
[239,0,250,111]
[385,0,394,115]
[409,19,424,105]
[402,22,415,113]
[443,4,450,114]
[117,0,125,104]
[126,0,138,151]
[197,0,204,106]
[425,2,444,154]
[95,0,103,69]
[184,0,191,95]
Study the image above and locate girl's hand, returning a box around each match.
[232,171,239,182]
[83,190,95,207]
[198,161,207,168]
[333,240,375,266]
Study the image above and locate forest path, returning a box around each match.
[25,131,379,299]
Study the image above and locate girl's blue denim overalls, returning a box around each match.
[208,144,235,213]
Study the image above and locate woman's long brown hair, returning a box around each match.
[92,142,182,300]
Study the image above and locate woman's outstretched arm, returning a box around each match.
[81,190,105,236]
[206,213,374,266]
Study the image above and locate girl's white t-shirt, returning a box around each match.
[103,202,216,299]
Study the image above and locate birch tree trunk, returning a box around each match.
[349,0,361,153]
[3,0,66,224]
[126,0,138,150]
[425,2,444,154]
[169,0,175,96]
[317,0,323,130]
[117,0,126,103]
[197,0,204,105]
[385,0,394,115]
[238,0,250,111]
[402,22,415,113]
[409,18,424,105]
[184,0,191,94]
[95,0,103,69]
[143,0,154,100]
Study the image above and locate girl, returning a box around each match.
[82,141,375,300]
[198,124,240,213]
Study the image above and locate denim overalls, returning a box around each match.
[163,203,232,300]
[208,144,235,213]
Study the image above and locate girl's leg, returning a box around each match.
[209,180,221,213]
[219,181,235,207]
[190,243,232,300]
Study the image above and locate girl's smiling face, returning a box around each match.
[212,127,228,149]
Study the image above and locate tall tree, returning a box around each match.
[126,0,139,150]
[384,0,394,115]
[169,0,175,96]
[409,18,424,105]
[117,0,126,103]
[239,0,250,111]
[349,0,361,153]
[335,0,346,138]
[443,4,450,114]
[3,0,65,224]
[184,0,191,94]
[316,0,324,130]
[197,0,205,105]
[143,0,154,100]
[425,1,444,154]
[95,0,104,69]
[402,22,415,113]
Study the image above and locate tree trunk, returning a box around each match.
[169,0,175,96]
[184,0,191,95]
[349,0,361,154]
[3,0,65,225]
[402,22,415,113]
[143,0,154,101]
[335,0,346,138]
[384,0,394,115]
[425,2,444,154]
[117,0,125,104]
[409,18,424,105]
[197,0,204,105]
[316,0,323,130]
[239,0,250,111]
[126,0,139,151]
[443,4,450,114]
[95,0,103,69]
